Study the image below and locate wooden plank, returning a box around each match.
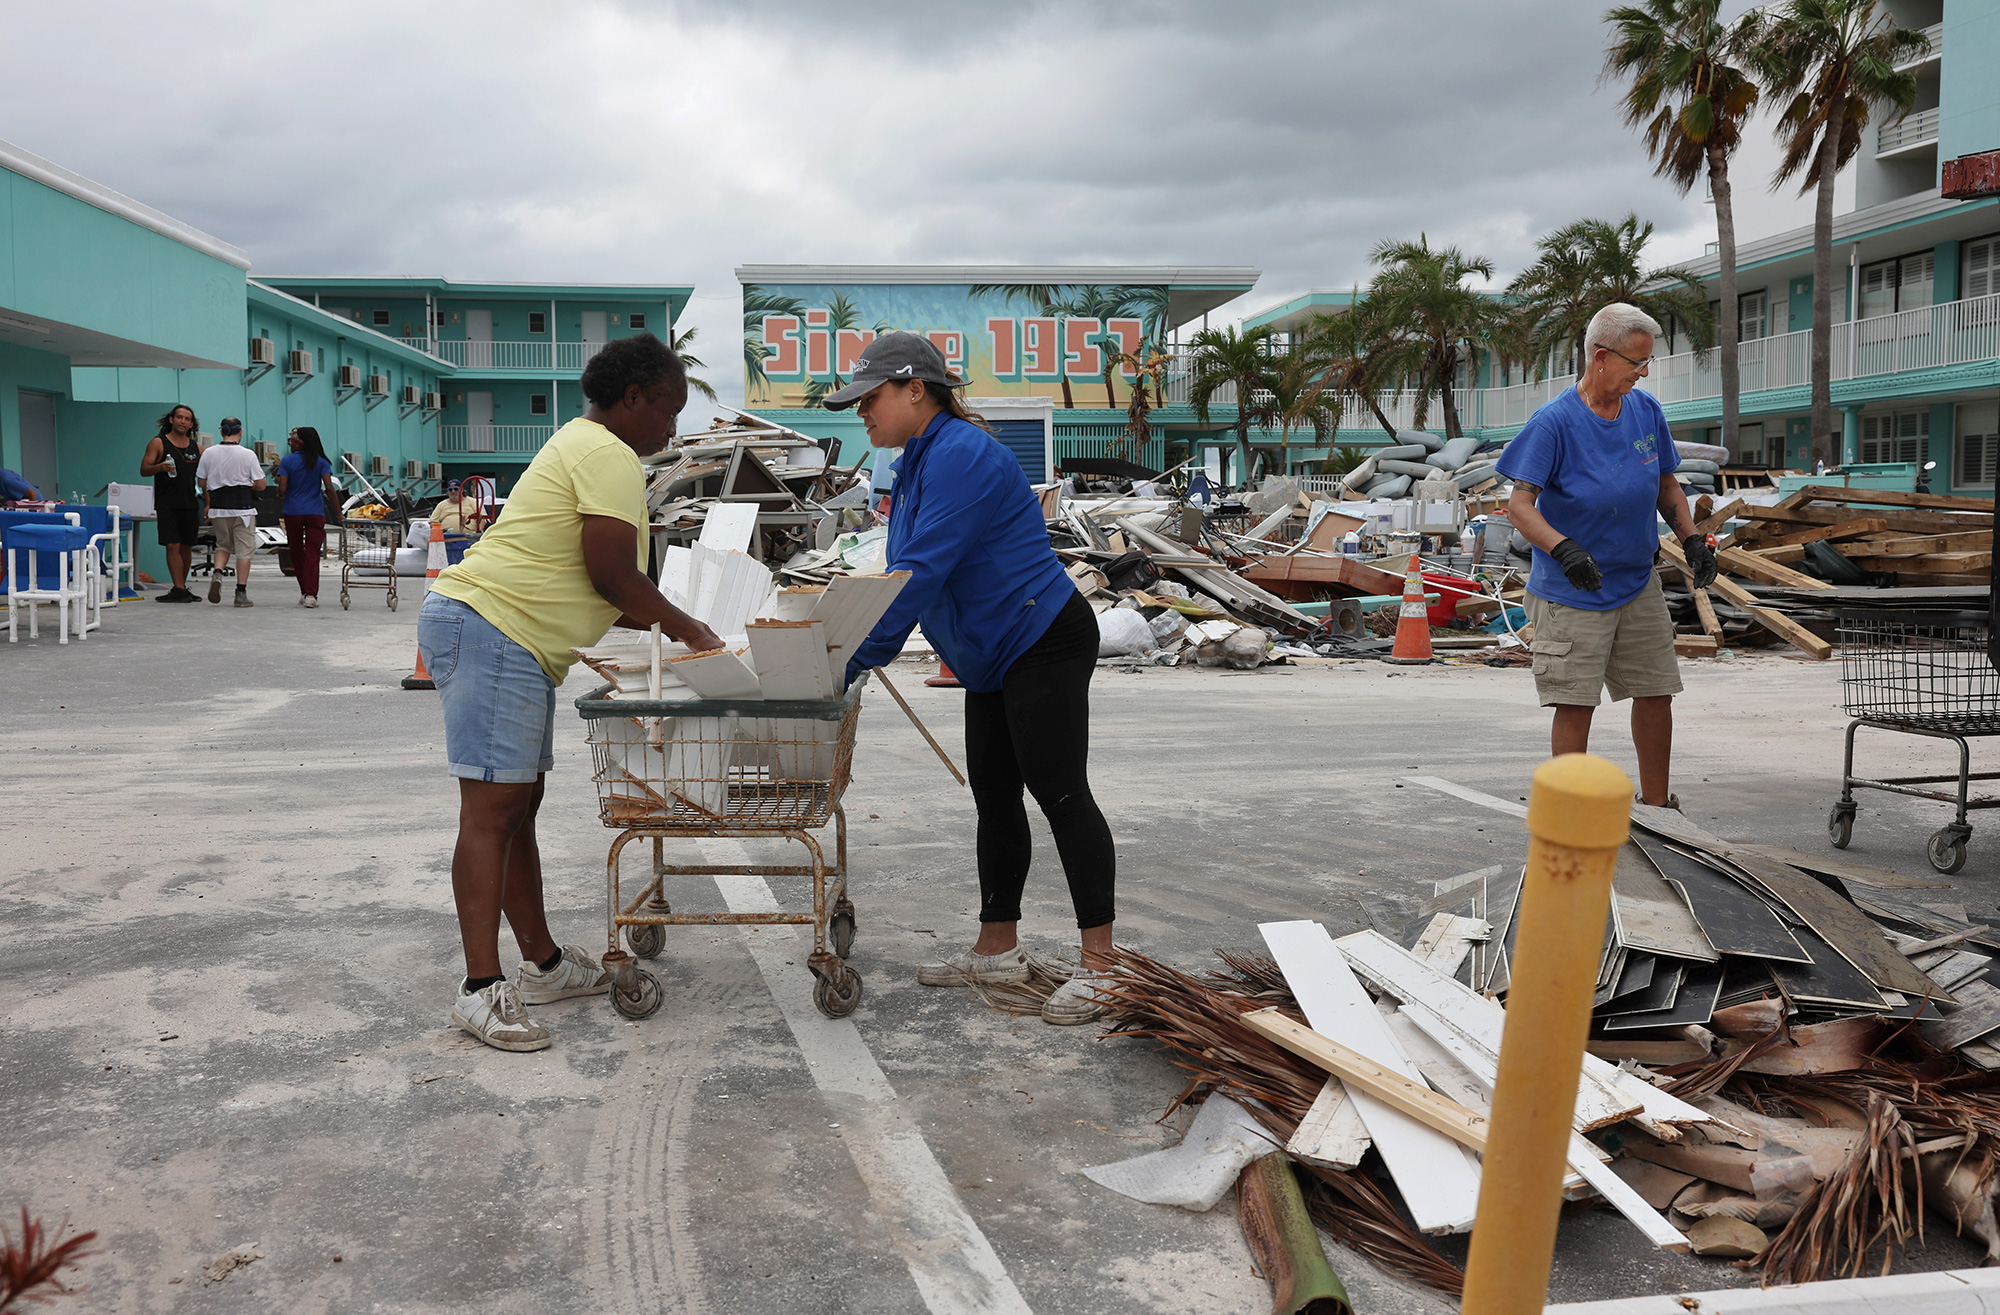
[1332,930,1643,1132]
[1284,1079,1372,1171]
[1717,545,1831,589]
[1919,979,2000,1050]
[1740,504,1990,535]
[1723,848,1947,1000]
[1674,634,1719,657]
[1844,551,1993,573]
[1692,498,1745,537]
[665,645,762,699]
[1411,914,1489,975]
[1258,921,1481,1234]
[1243,1009,1492,1151]
[1790,484,1998,512]
[1846,529,1994,556]
[1629,835,1810,962]
[1744,543,1807,564]
[1700,570,1832,659]
[1727,843,1948,891]
[1691,588,1724,640]
[1754,518,1892,549]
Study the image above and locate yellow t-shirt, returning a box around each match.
[430,499,472,534]
[431,418,646,682]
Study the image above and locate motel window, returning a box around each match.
[1859,410,1927,464]
[630,313,647,331]
[530,394,548,416]
[433,310,447,327]
[1958,402,2000,489]
[529,312,547,335]
[1857,251,1934,320]
[372,309,390,327]
[1738,290,1767,342]
[1968,237,1998,299]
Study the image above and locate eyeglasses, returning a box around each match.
[1598,344,1653,372]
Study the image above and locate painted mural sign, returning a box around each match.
[741,283,1170,407]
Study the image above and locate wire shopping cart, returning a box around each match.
[1830,608,2000,873]
[574,676,866,1019]
[337,515,404,610]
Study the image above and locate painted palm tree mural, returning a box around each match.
[802,291,868,408]
[742,285,807,402]
[964,283,1168,408]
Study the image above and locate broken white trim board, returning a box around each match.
[1544,1265,2000,1313]
[745,619,838,781]
[808,571,912,684]
[758,585,826,623]
[698,501,760,555]
[1285,1079,1372,1171]
[667,646,763,700]
[1081,1094,1277,1212]
[1259,919,1482,1234]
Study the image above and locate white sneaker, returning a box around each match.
[1042,972,1115,1025]
[917,944,1031,987]
[452,981,550,1052]
[517,946,613,1004]
[303,596,319,608]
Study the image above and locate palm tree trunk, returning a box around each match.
[1710,141,1741,462]
[1441,348,1462,441]
[1367,395,1399,436]
[1236,411,1253,490]
[1810,85,1845,467]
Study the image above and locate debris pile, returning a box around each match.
[1335,429,1506,502]
[1086,805,2000,1295]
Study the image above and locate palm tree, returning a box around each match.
[1508,216,1715,378]
[672,325,718,403]
[1754,0,1927,464]
[967,283,1079,407]
[1247,346,1339,476]
[1294,299,1424,438]
[1603,0,1763,452]
[742,285,808,402]
[1184,324,1278,486]
[1367,237,1502,440]
[1109,345,1173,464]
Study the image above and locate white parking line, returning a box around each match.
[1403,775,1529,819]
[713,869,1033,1315]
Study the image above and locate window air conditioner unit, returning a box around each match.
[401,384,422,406]
[369,455,391,477]
[425,463,444,480]
[248,337,276,366]
[287,350,314,376]
[341,451,363,473]
[367,373,391,397]
[404,459,423,479]
[254,441,278,463]
[423,391,443,411]
[338,364,363,389]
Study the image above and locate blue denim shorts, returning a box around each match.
[418,593,555,783]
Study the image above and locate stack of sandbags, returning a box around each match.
[1674,440,1729,499]
[1343,430,1507,500]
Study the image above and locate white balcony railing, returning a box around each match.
[1896,22,1943,69]
[1155,292,2000,436]
[439,425,555,454]
[411,340,611,371]
[1878,105,1939,156]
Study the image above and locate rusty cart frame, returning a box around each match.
[336,515,404,611]
[574,675,866,1020]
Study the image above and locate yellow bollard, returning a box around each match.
[1461,753,1632,1315]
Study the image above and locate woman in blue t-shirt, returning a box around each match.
[275,426,338,607]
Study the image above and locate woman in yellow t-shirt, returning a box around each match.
[430,481,480,535]
[417,334,722,1053]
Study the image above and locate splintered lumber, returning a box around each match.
[1791,484,1997,513]
[1691,588,1723,639]
[1258,921,1481,1234]
[1717,546,1830,589]
[1411,914,1489,974]
[1285,1079,1372,1171]
[1842,551,1993,574]
[1692,498,1744,537]
[1242,1009,1492,1153]
[1674,635,1719,657]
[1853,529,1995,556]
[1739,504,1987,536]
[1661,539,1831,658]
[1744,543,1807,565]
[1753,518,1892,549]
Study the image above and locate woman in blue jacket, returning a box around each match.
[830,332,1117,1025]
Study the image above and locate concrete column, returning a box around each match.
[1842,405,1862,465]
[1930,402,1957,487]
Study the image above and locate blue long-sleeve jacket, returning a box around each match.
[845,412,1074,693]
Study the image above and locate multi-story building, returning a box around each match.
[1231,0,2000,495]
[0,134,693,581]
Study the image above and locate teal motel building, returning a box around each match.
[0,135,691,582]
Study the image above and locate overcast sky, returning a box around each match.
[1,0,1834,409]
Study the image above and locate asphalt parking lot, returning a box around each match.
[7,589,1996,1313]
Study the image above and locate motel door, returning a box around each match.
[465,309,493,369]
[467,392,495,452]
[581,311,607,369]
[18,390,57,496]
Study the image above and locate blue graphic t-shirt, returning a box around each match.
[1497,386,1679,611]
[275,452,333,516]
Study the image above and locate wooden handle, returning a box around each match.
[871,667,967,788]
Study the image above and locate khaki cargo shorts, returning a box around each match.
[209,514,258,558]
[1524,569,1683,707]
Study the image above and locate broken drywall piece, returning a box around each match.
[1080,1094,1276,1212]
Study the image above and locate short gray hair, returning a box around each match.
[1585,303,1662,356]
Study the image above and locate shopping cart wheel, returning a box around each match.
[1828,805,1855,849]
[340,589,351,610]
[611,968,664,1019]
[829,909,857,960]
[813,966,862,1018]
[387,593,398,612]
[1927,828,1969,875]
[627,923,665,959]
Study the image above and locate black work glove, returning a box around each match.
[1549,537,1603,592]
[1682,534,1718,590]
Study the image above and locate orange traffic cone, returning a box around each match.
[402,534,448,690]
[1386,552,1435,664]
[926,660,961,688]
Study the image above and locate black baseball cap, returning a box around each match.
[822,331,965,410]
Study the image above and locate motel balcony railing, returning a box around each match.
[438,424,556,454]
[1878,105,1940,156]
[398,339,611,371]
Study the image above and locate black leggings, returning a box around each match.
[964,591,1116,930]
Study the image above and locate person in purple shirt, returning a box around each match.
[1497,304,1717,809]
